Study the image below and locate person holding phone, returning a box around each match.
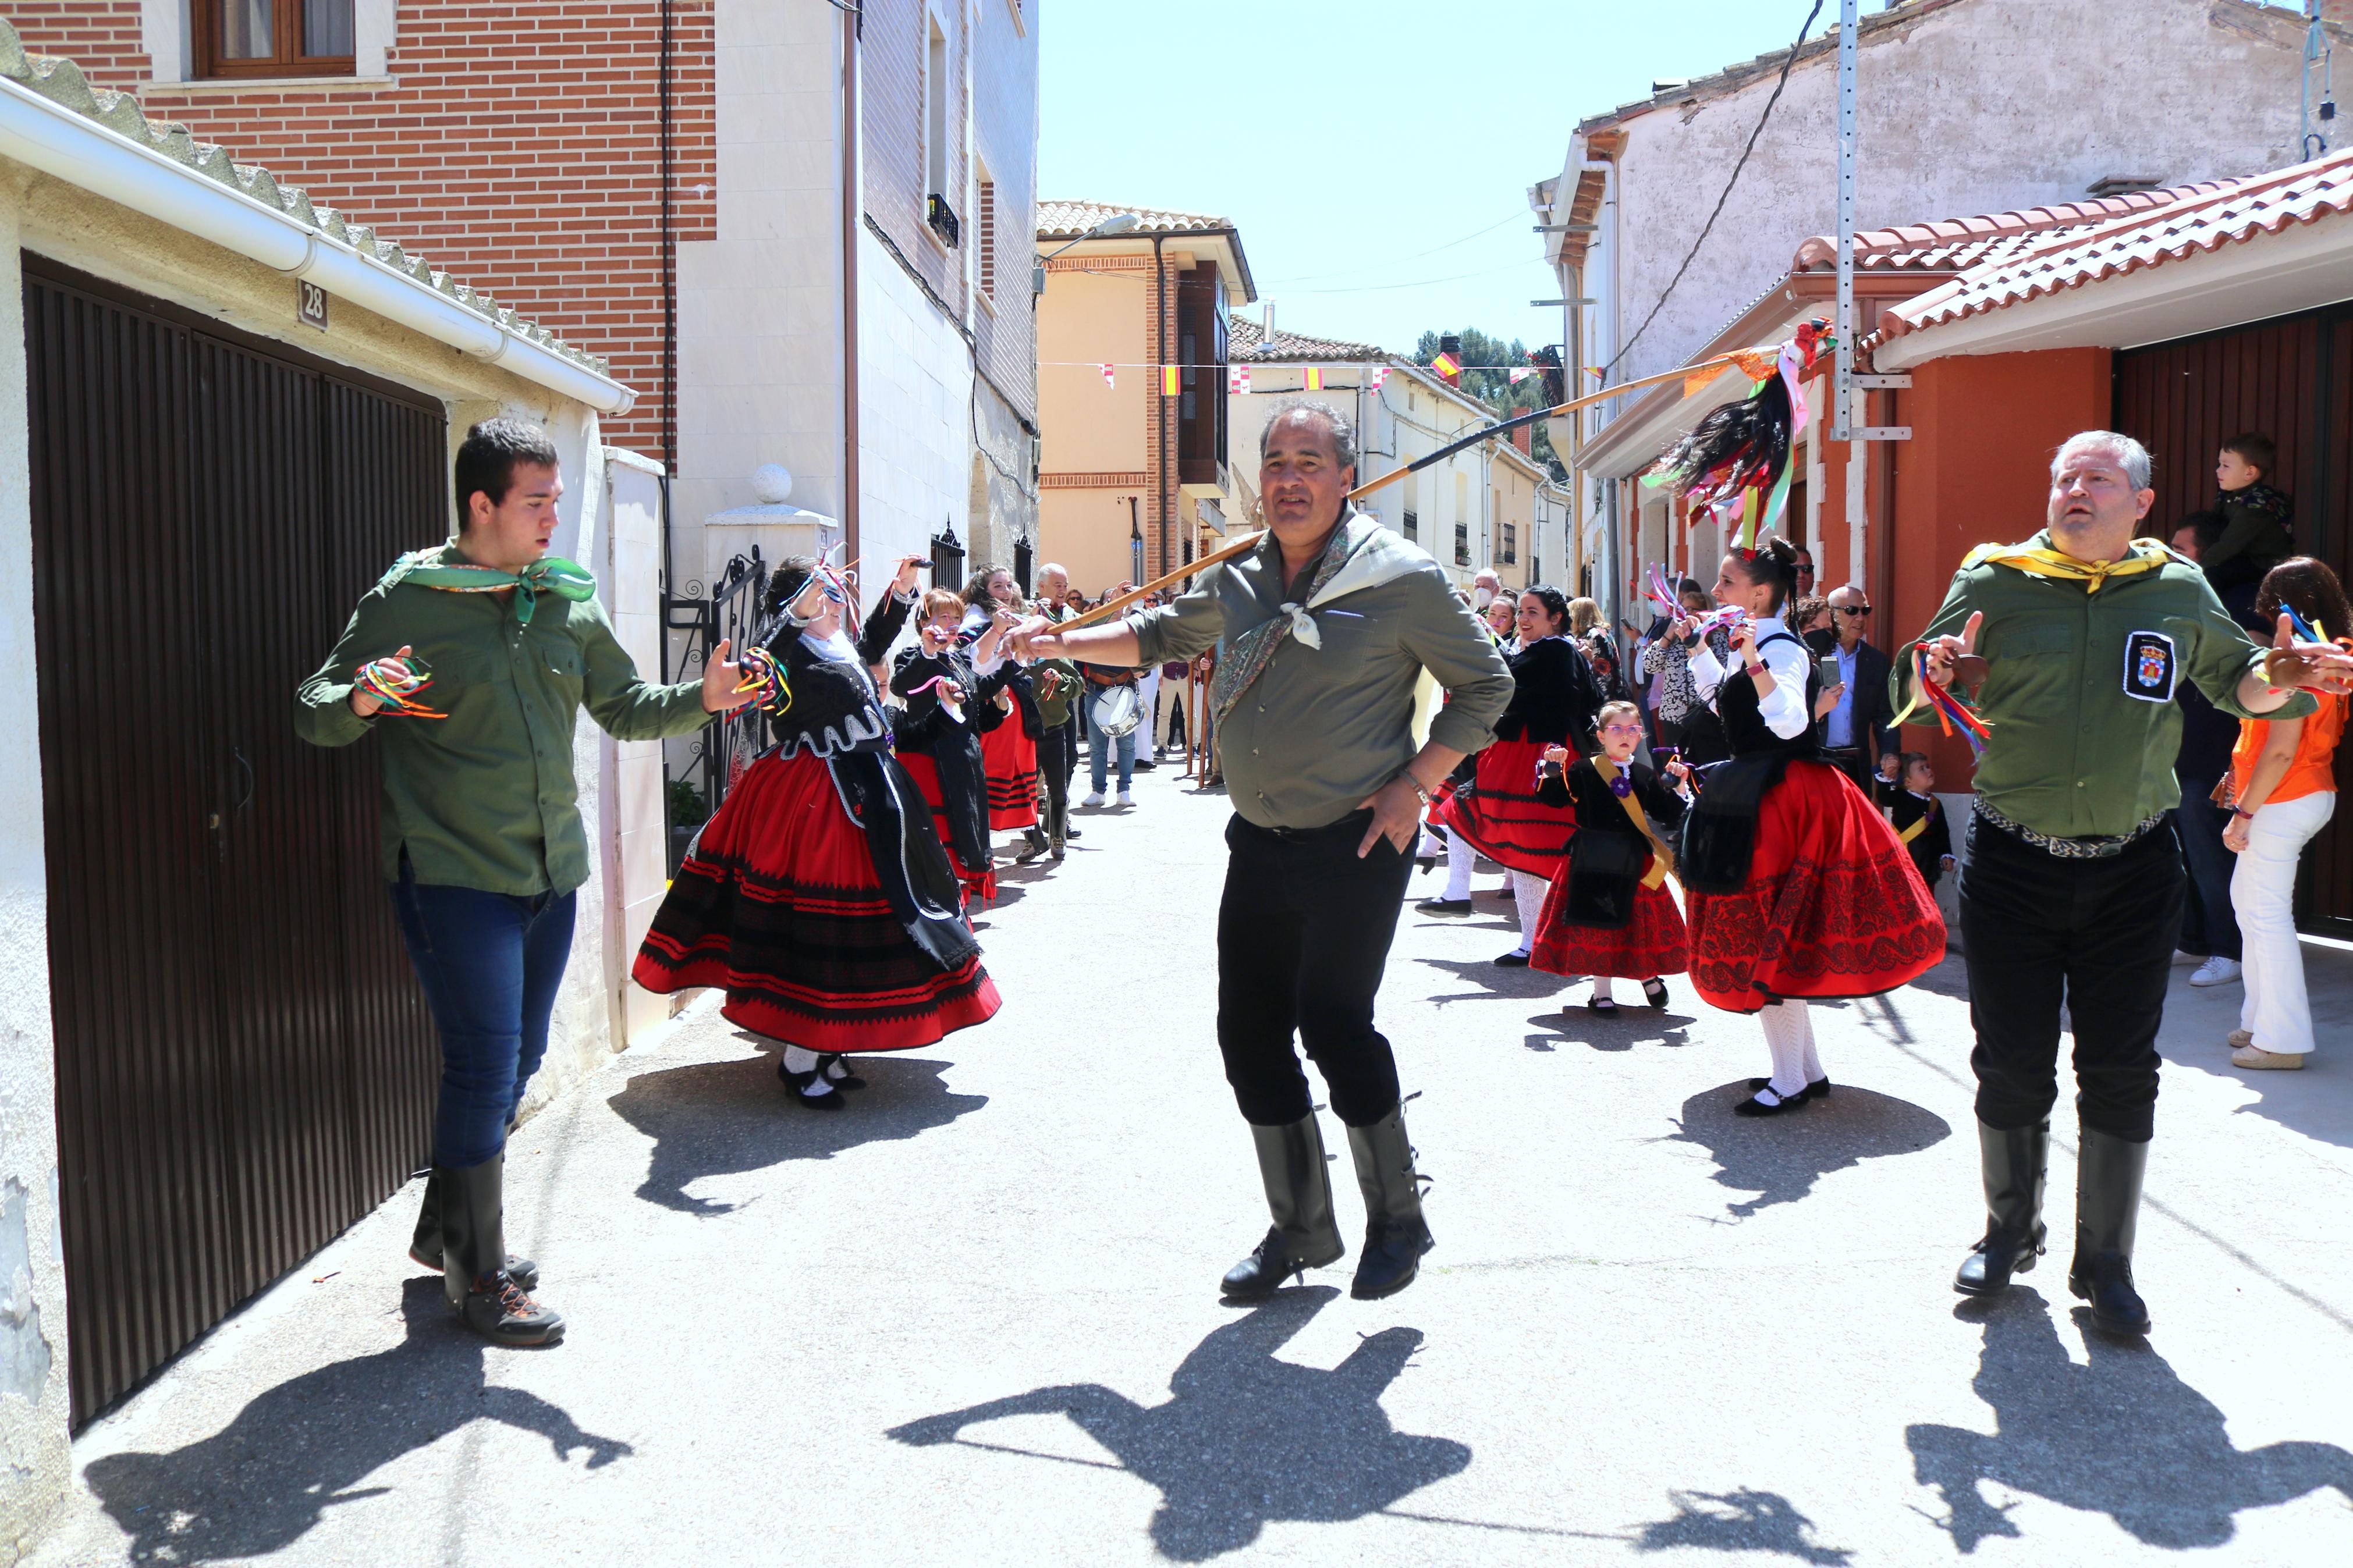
[1818,582,1894,790]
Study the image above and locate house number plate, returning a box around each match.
[297,279,329,332]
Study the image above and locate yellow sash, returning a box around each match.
[1962,538,2172,593]
[1593,755,1674,890]
[1897,815,1928,846]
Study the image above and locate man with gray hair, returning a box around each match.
[1898,429,2352,1335]
[1015,400,1510,1302]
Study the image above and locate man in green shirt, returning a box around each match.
[1897,430,2351,1335]
[1014,402,1511,1304]
[297,419,750,1345]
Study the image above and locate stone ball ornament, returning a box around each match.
[751,464,794,504]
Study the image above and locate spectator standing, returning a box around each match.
[1639,580,1710,751]
[1029,563,1084,859]
[1568,596,1624,702]
[2224,557,2353,1070]
[1820,583,1895,790]
[2167,513,2254,986]
[2203,432,2294,593]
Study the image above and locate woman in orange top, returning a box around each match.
[2223,557,2351,1068]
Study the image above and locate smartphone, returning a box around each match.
[1818,655,1844,689]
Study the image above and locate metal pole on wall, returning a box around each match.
[1833,0,1864,589]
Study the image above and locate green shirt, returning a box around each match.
[295,545,714,894]
[1128,519,1511,830]
[1893,532,2312,838]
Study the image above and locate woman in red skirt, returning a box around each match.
[963,566,1046,860]
[1531,701,1694,1015]
[1678,538,1944,1116]
[1429,585,1604,965]
[633,556,1000,1108]
[894,589,1024,903]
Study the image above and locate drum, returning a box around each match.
[1089,683,1142,738]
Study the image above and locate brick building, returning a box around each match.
[6,1,1040,589]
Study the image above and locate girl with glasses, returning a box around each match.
[1531,702,1693,1015]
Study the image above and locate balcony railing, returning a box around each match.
[927,194,960,247]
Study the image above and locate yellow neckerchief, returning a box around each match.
[1961,535,2174,592]
[1592,753,1674,889]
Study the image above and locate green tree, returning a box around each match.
[1411,328,1567,481]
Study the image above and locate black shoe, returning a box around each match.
[819,1053,867,1090]
[2068,1129,2151,1334]
[1014,839,1046,865]
[1586,996,1619,1017]
[409,1171,538,1290]
[1131,759,1157,772]
[1065,825,1083,841]
[1954,1118,2049,1297]
[1493,950,1531,969]
[436,1157,563,1345]
[1745,1075,1830,1103]
[1733,1086,1809,1117]
[1641,978,1670,1009]
[1417,897,1472,915]
[1346,1107,1433,1300]
[1415,854,1438,876]
[779,1060,847,1110]
[1222,1115,1344,1299]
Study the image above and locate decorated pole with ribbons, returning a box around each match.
[1049,529,1270,636]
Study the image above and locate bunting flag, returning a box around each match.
[1303,367,1324,392]
[1432,350,1462,384]
[1370,366,1387,389]
[1508,367,1535,385]
[1101,363,1115,389]
[1229,365,1251,394]
[1162,364,1183,396]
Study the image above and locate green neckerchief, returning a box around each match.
[392,549,598,625]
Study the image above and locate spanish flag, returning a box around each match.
[1303,367,1324,392]
[1432,350,1461,384]
[1162,364,1182,396]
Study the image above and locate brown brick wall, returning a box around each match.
[15,3,718,456]
[860,0,963,320]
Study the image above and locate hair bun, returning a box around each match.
[1761,535,1798,564]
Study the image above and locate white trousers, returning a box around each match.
[1135,670,1161,753]
[2233,790,2334,1057]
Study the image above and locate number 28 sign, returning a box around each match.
[297,279,329,332]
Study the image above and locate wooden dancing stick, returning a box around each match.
[1052,529,1268,635]
[1343,343,1784,503]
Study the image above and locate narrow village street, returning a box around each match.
[29,766,2353,1567]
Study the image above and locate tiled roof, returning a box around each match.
[1228,317,1387,364]
[0,22,606,373]
[1790,182,2228,275]
[1037,200,1233,238]
[1875,150,2353,347]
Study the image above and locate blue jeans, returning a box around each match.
[1085,696,1135,793]
[2174,783,2242,961]
[391,858,578,1169]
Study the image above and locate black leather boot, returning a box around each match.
[409,1171,538,1290]
[1346,1105,1434,1300]
[438,1156,564,1346]
[2068,1128,2151,1335]
[1222,1114,1344,1299]
[1954,1118,2047,1297]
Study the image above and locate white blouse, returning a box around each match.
[1687,614,1811,741]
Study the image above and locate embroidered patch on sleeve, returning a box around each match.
[2123,630,2178,703]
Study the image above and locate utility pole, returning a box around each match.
[1827,0,1909,598]
[2303,2,2336,163]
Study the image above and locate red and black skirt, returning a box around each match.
[981,720,1040,831]
[1430,737,1575,876]
[632,749,1000,1051]
[896,748,999,903]
[1534,873,1688,980]
[1684,760,1944,1013]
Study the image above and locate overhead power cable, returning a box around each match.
[1602,0,1825,378]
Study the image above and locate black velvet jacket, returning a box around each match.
[1536,755,1687,928]
[1493,635,1603,751]
[755,589,913,760]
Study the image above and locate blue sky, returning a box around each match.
[1038,1,1843,360]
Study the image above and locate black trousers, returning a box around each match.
[1216,811,1415,1128]
[1959,813,2184,1143]
[1037,719,1076,835]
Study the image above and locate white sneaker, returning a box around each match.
[1116,790,1135,808]
[2189,956,2242,987]
[1081,791,1105,808]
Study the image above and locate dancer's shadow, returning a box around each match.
[888,1288,1470,1560]
[1632,1487,1852,1562]
[1668,1083,1950,1219]
[1528,1008,1698,1055]
[1415,955,1577,1004]
[607,1048,987,1214]
[82,1278,630,1565]
[1907,1290,2353,1551]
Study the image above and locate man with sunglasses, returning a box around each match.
[1819,582,1894,790]
[1791,546,1818,599]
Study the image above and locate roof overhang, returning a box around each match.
[1874,211,2353,370]
[1035,228,1257,304]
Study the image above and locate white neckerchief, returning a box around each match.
[1268,517,1432,650]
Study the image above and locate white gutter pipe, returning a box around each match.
[0,74,636,415]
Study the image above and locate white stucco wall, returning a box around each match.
[861,225,978,579]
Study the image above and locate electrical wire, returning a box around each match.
[1602,0,1825,378]
[1256,210,1529,286]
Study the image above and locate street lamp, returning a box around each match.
[1035,211,1141,294]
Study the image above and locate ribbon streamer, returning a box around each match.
[733,647,793,716]
[357,653,445,719]
[1892,642,1992,755]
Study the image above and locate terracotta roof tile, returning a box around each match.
[1227,317,1387,364]
[1790,182,2228,275]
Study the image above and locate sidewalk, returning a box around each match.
[24,769,2353,1566]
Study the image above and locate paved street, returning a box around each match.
[30,765,2353,1567]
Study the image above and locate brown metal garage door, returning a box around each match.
[26,258,446,1425]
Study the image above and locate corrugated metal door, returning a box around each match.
[2113,305,2351,927]
[27,261,446,1424]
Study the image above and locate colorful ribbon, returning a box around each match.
[733,647,793,716]
[1891,642,1992,756]
[357,653,445,719]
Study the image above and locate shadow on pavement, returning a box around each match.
[1527,1007,1699,1054]
[1669,1082,1951,1219]
[81,1278,630,1565]
[887,1286,1470,1560]
[1907,1290,2353,1551]
[1414,955,1577,1005]
[1632,1487,1852,1562]
[607,1048,987,1214]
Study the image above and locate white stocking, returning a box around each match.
[1443,833,1475,901]
[1510,870,1548,955]
[1591,977,1613,1004]
[781,1044,835,1095]
[1758,1001,1809,1100]
[1793,999,1823,1084]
